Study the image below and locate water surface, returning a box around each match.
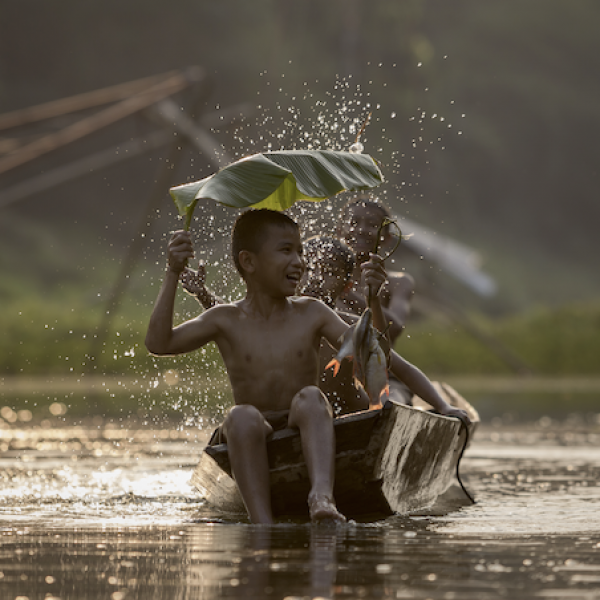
[1,408,600,599]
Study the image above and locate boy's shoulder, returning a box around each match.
[291,295,333,312]
[283,295,335,320]
[194,300,243,321]
[290,296,340,326]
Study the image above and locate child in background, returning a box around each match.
[336,195,415,404]
[300,235,469,422]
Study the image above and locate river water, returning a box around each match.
[1,400,600,599]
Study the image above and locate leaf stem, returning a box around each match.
[354,112,372,144]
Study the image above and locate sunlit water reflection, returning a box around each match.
[1,418,600,599]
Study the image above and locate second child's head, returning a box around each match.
[300,236,355,307]
[338,195,394,262]
[232,209,304,292]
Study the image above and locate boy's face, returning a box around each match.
[300,254,347,308]
[340,204,388,261]
[252,224,305,296]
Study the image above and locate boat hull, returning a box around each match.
[191,382,478,519]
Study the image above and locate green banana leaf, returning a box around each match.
[170,150,384,229]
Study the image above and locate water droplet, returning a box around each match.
[348,142,364,154]
[376,564,392,574]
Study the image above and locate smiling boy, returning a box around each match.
[145,209,387,525]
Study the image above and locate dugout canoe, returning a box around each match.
[191,382,479,520]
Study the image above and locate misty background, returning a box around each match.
[1,0,599,331]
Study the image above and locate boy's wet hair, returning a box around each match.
[304,235,355,280]
[231,208,300,278]
[338,194,392,233]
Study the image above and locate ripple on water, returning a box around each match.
[1,422,600,599]
[429,431,600,536]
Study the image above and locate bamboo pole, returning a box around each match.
[148,99,233,166]
[0,130,172,209]
[0,69,205,175]
[0,102,250,208]
[0,70,184,131]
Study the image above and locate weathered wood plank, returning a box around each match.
[374,407,466,513]
[190,452,245,514]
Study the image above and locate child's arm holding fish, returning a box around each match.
[388,352,471,424]
[360,252,391,355]
[362,254,470,422]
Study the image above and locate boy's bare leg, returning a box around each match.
[222,405,274,524]
[288,386,346,523]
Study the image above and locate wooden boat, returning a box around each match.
[191,382,479,520]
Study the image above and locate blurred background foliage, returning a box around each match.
[1,0,599,377]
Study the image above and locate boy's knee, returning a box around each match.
[223,405,270,440]
[291,386,333,419]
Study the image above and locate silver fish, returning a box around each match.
[326,308,389,410]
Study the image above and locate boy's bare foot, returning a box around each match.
[308,492,346,524]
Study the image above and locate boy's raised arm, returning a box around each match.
[361,253,387,329]
[319,253,391,352]
[146,230,207,356]
[361,253,391,357]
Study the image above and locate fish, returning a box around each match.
[326,308,389,410]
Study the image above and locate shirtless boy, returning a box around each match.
[146,209,385,525]
[180,232,468,421]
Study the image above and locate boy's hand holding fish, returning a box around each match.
[360,252,392,357]
[360,253,392,357]
[327,254,393,411]
[360,253,387,304]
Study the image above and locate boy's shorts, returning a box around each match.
[207,409,291,446]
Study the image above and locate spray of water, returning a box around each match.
[29,62,465,431]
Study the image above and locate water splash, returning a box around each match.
[7,62,468,426]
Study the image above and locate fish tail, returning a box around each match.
[325,358,341,377]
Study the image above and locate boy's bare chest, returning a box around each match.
[222,311,317,364]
